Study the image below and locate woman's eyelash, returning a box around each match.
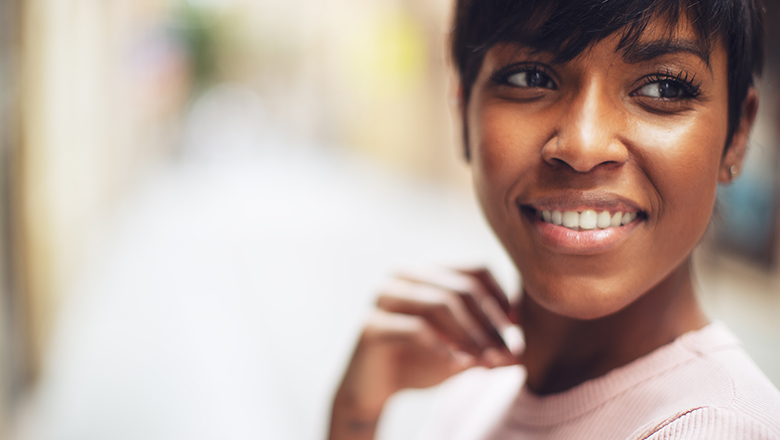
[639,69,703,98]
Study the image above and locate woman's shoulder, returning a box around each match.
[588,321,780,438]
[627,321,780,439]
[631,406,780,439]
[664,321,780,416]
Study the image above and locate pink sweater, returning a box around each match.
[418,322,780,439]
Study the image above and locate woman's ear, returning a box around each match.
[719,87,759,183]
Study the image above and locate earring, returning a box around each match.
[729,165,739,180]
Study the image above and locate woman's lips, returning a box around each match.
[519,205,644,255]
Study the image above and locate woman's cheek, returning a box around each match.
[473,107,520,177]
[633,116,724,241]
[471,103,547,198]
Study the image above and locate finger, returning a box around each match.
[363,309,437,346]
[364,309,516,371]
[445,268,524,356]
[376,279,492,357]
[455,267,510,314]
[376,279,489,355]
[364,310,478,371]
[457,290,513,350]
[396,268,521,355]
[468,288,524,357]
[397,267,508,317]
[454,269,524,353]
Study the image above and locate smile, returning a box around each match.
[516,199,646,255]
[536,209,639,231]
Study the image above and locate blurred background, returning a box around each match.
[0,0,777,439]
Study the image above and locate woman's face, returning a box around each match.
[466,19,743,319]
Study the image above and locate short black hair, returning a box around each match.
[451,0,765,152]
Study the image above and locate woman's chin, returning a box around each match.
[522,280,643,321]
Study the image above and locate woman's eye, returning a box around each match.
[636,81,683,99]
[507,70,555,89]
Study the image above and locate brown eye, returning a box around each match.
[507,70,556,89]
[637,81,683,99]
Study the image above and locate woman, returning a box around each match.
[330,0,780,438]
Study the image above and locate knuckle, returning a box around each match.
[410,320,437,345]
[375,293,393,308]
[429,294,459,318]
[427,300,452,320]
[457,266,490,280]
[361,310,388,337]
[461,278,486,298]
[455,286,477,303]
[360,323,385,346]
[469,266,491,277]
[376,278,406,298]
[361,311,422,345]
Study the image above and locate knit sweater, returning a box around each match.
[418,322,780,439]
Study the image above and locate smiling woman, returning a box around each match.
[329,1,780,439]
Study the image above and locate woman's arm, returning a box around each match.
[328,268,520,440]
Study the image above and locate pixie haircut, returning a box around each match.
[451,0,765,152]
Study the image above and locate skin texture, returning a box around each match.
[329,17,758,440]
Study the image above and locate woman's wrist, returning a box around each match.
[328,390,386,440]
[332,386,388,422]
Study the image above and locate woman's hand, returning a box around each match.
[328,268,521,440]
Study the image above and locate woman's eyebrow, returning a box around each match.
[622,39,712,73]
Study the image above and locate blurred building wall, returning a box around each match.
[197,0,467,185]
[0,0,20,435]
[11,0,469,384]
[17,0,191,380]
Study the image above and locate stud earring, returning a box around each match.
[730,165,739,180]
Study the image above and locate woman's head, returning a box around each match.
[451,1,763,319]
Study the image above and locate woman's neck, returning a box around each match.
[517,259,709,395]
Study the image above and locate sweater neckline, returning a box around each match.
[506,321,739,426]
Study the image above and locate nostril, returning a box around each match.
[542,137,629,173]
[547,158,572,169]
[545,157,623,173]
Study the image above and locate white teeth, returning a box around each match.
[562,211,579,228]
[579,210,598,230]
[597,211,611,229]
[610,212,623,227]
[538,209,639,230]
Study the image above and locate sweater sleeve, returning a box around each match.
[637,407,780,440]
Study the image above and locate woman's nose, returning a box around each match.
[541,83,628,173]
